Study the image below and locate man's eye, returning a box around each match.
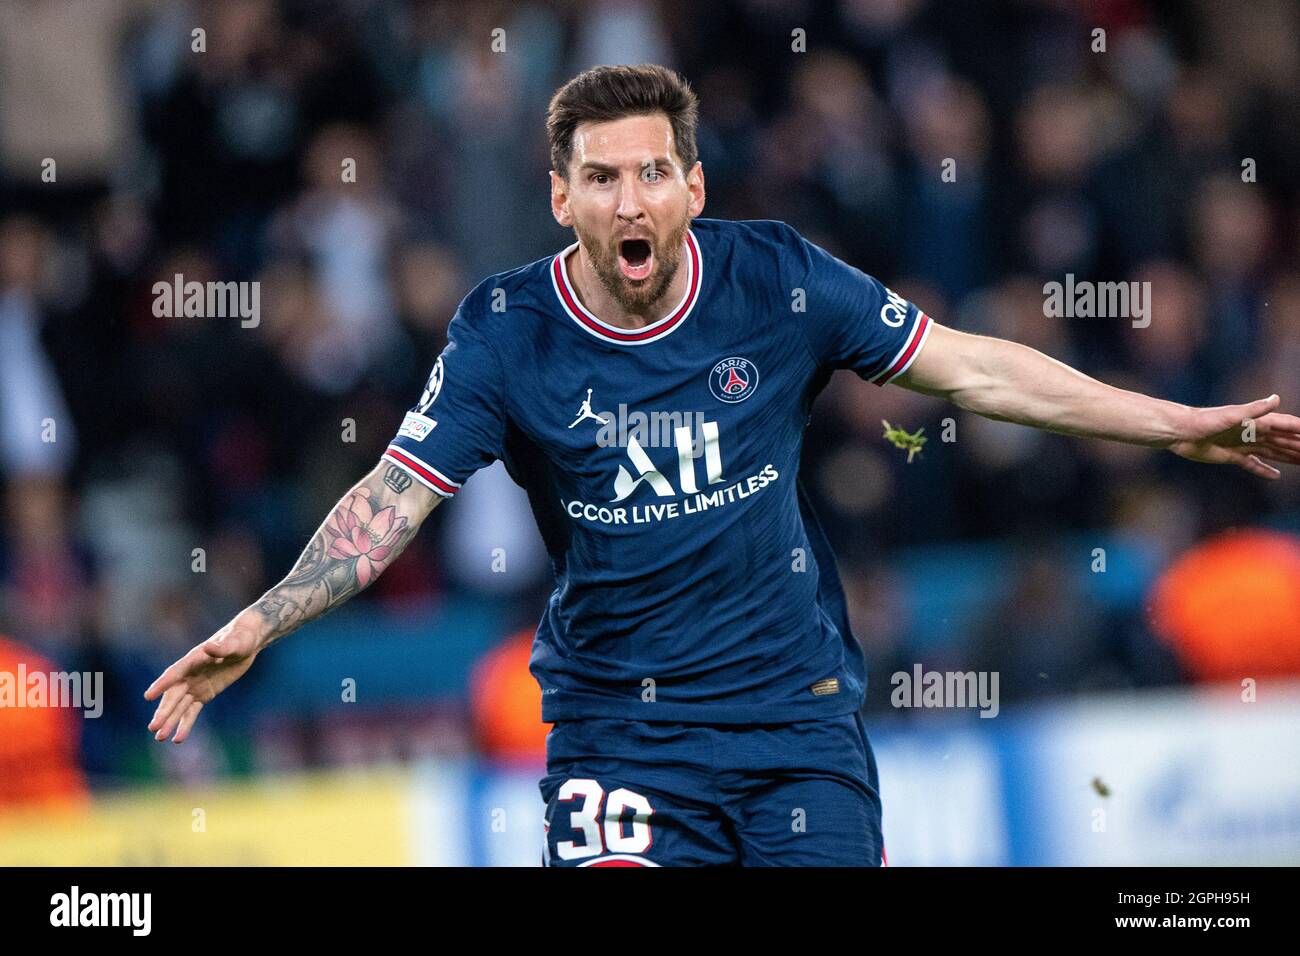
[591,173,611,185]
[643,168,663,182]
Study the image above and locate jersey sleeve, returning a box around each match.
[782,225,933,386]
[382,307,507,498]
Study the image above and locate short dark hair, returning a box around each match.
[546,64,699,178]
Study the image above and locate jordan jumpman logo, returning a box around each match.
[568,388,610,428]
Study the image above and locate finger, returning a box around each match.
[153,691,194,741]
[1256,449,1300,467]
[1237,394,1281,421]
[1258,413,1300,436]
[1253,433,1300,454]
[144,659,187,701]
[1258,439,1300,461]
[1260,440,1300,463]
[155,692,194,742]
[172,699,204,744]
[147,684,187,731]
[1255,432,1300,453]
[1236,453,1281,480]
[1211,396,1276,432]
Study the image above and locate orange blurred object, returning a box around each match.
[1148,529,1300,680]
[469,628,550,760]
[0,636,91,808]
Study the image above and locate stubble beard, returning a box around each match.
[575,217,689,318]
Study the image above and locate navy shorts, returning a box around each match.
[540,712,884,866]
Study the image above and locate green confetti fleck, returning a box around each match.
[882,420,927,463]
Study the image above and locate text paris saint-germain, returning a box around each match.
[564,463,780,526]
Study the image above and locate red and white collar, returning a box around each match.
[550,229,702,346]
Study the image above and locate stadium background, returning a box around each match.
[2,0,1299,864]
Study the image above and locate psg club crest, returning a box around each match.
[709,356,758,404]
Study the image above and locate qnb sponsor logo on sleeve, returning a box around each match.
[880,287,911,327]
[50,887,151,937]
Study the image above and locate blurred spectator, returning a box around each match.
[265,123,404,393]
[967,544,1111,701]
[0,0,156,188]
[0,217,77,476]
[470,627,549,762]
[0,475,97,657]
[0,636,91,809]
[1149,529,1300,681]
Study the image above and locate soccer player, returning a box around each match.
[145,64,1300,866]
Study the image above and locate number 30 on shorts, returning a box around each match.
[552,778,654,862]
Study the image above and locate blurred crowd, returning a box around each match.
[2,0,1299,794]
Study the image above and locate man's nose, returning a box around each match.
[616,177,645,220]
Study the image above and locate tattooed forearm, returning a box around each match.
[383,463,413,494]
[250,460,441,648]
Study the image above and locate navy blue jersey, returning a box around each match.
[384,218,931,723]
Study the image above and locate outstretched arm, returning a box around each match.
[144,458,441,742]
[894,321,1300,478]
[251,460,440,645]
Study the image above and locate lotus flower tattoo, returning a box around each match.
[323,491,409,587]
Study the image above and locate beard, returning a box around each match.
[574,216,689,316]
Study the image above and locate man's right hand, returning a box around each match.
[141,457,441,744]
[144,610,265,744]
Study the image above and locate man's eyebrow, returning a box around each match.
[577,157,675,173]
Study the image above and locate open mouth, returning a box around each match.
[618,238,654,281]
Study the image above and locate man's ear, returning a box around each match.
[550,170,573,227]
[686,161,706,218]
